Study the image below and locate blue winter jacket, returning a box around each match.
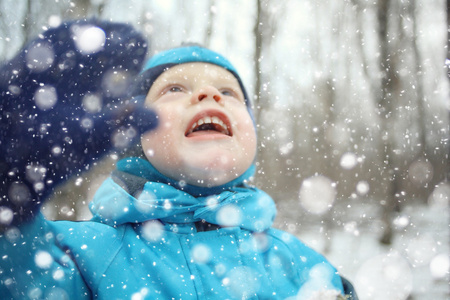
[1,158,345,299]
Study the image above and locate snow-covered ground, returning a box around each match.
[275,198,449,300]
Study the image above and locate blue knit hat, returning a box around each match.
[142,46,239,74]
[131,45,252,113]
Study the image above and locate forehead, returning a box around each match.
[155,62,238,83]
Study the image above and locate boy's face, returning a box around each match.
[141,62,257,187]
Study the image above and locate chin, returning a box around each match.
[183,164,245,188]
[187,177,233,188]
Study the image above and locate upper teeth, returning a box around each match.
[189,116,229,135]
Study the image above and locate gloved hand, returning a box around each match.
[0,19,157,226]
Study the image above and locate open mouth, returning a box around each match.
[185,111,232,137]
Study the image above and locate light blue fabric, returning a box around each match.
[143,46,238,74]
[115,157,257,197]
[0,158,345,299]
[90,157,276,233]
[90,177,276,233]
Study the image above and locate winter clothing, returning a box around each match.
[143,45,240,74]
[0,20,157,225]
[1,157,346,299]
[90,158,273,233]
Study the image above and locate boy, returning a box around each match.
[1,21,356,299]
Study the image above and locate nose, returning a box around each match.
[192,86,222,103]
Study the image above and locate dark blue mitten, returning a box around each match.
[0,19,157,226]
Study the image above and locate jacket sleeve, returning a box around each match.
[0,214,91,299]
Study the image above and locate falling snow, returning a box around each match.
[34,251,53,269]
[216,204,242,227]
[34,85,58,111]
[0,1,448,299]
[299,176,336,215]
[72,25,106,55]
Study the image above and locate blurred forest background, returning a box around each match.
[0,0,448,299]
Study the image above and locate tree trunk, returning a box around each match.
[410,0,427,155]
[22,0,33,43]
[253,0,263,125]
[376,0,399,245]
[204,0,215,47]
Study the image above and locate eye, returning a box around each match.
[161,85,185,95]
[220,88,244,102]
[220,89,234,96]
[221,88,241,97]
[168,85,184,93]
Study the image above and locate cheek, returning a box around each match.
[241,133,257,160]
[141,132,158,159]
[141,121,176,159]
[145,105,177,137]
[140,104,187,164]
[152,105,185,134]
[236,118,257,157]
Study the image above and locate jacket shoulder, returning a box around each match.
[267,228,326,262]
[266,228,345,294]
